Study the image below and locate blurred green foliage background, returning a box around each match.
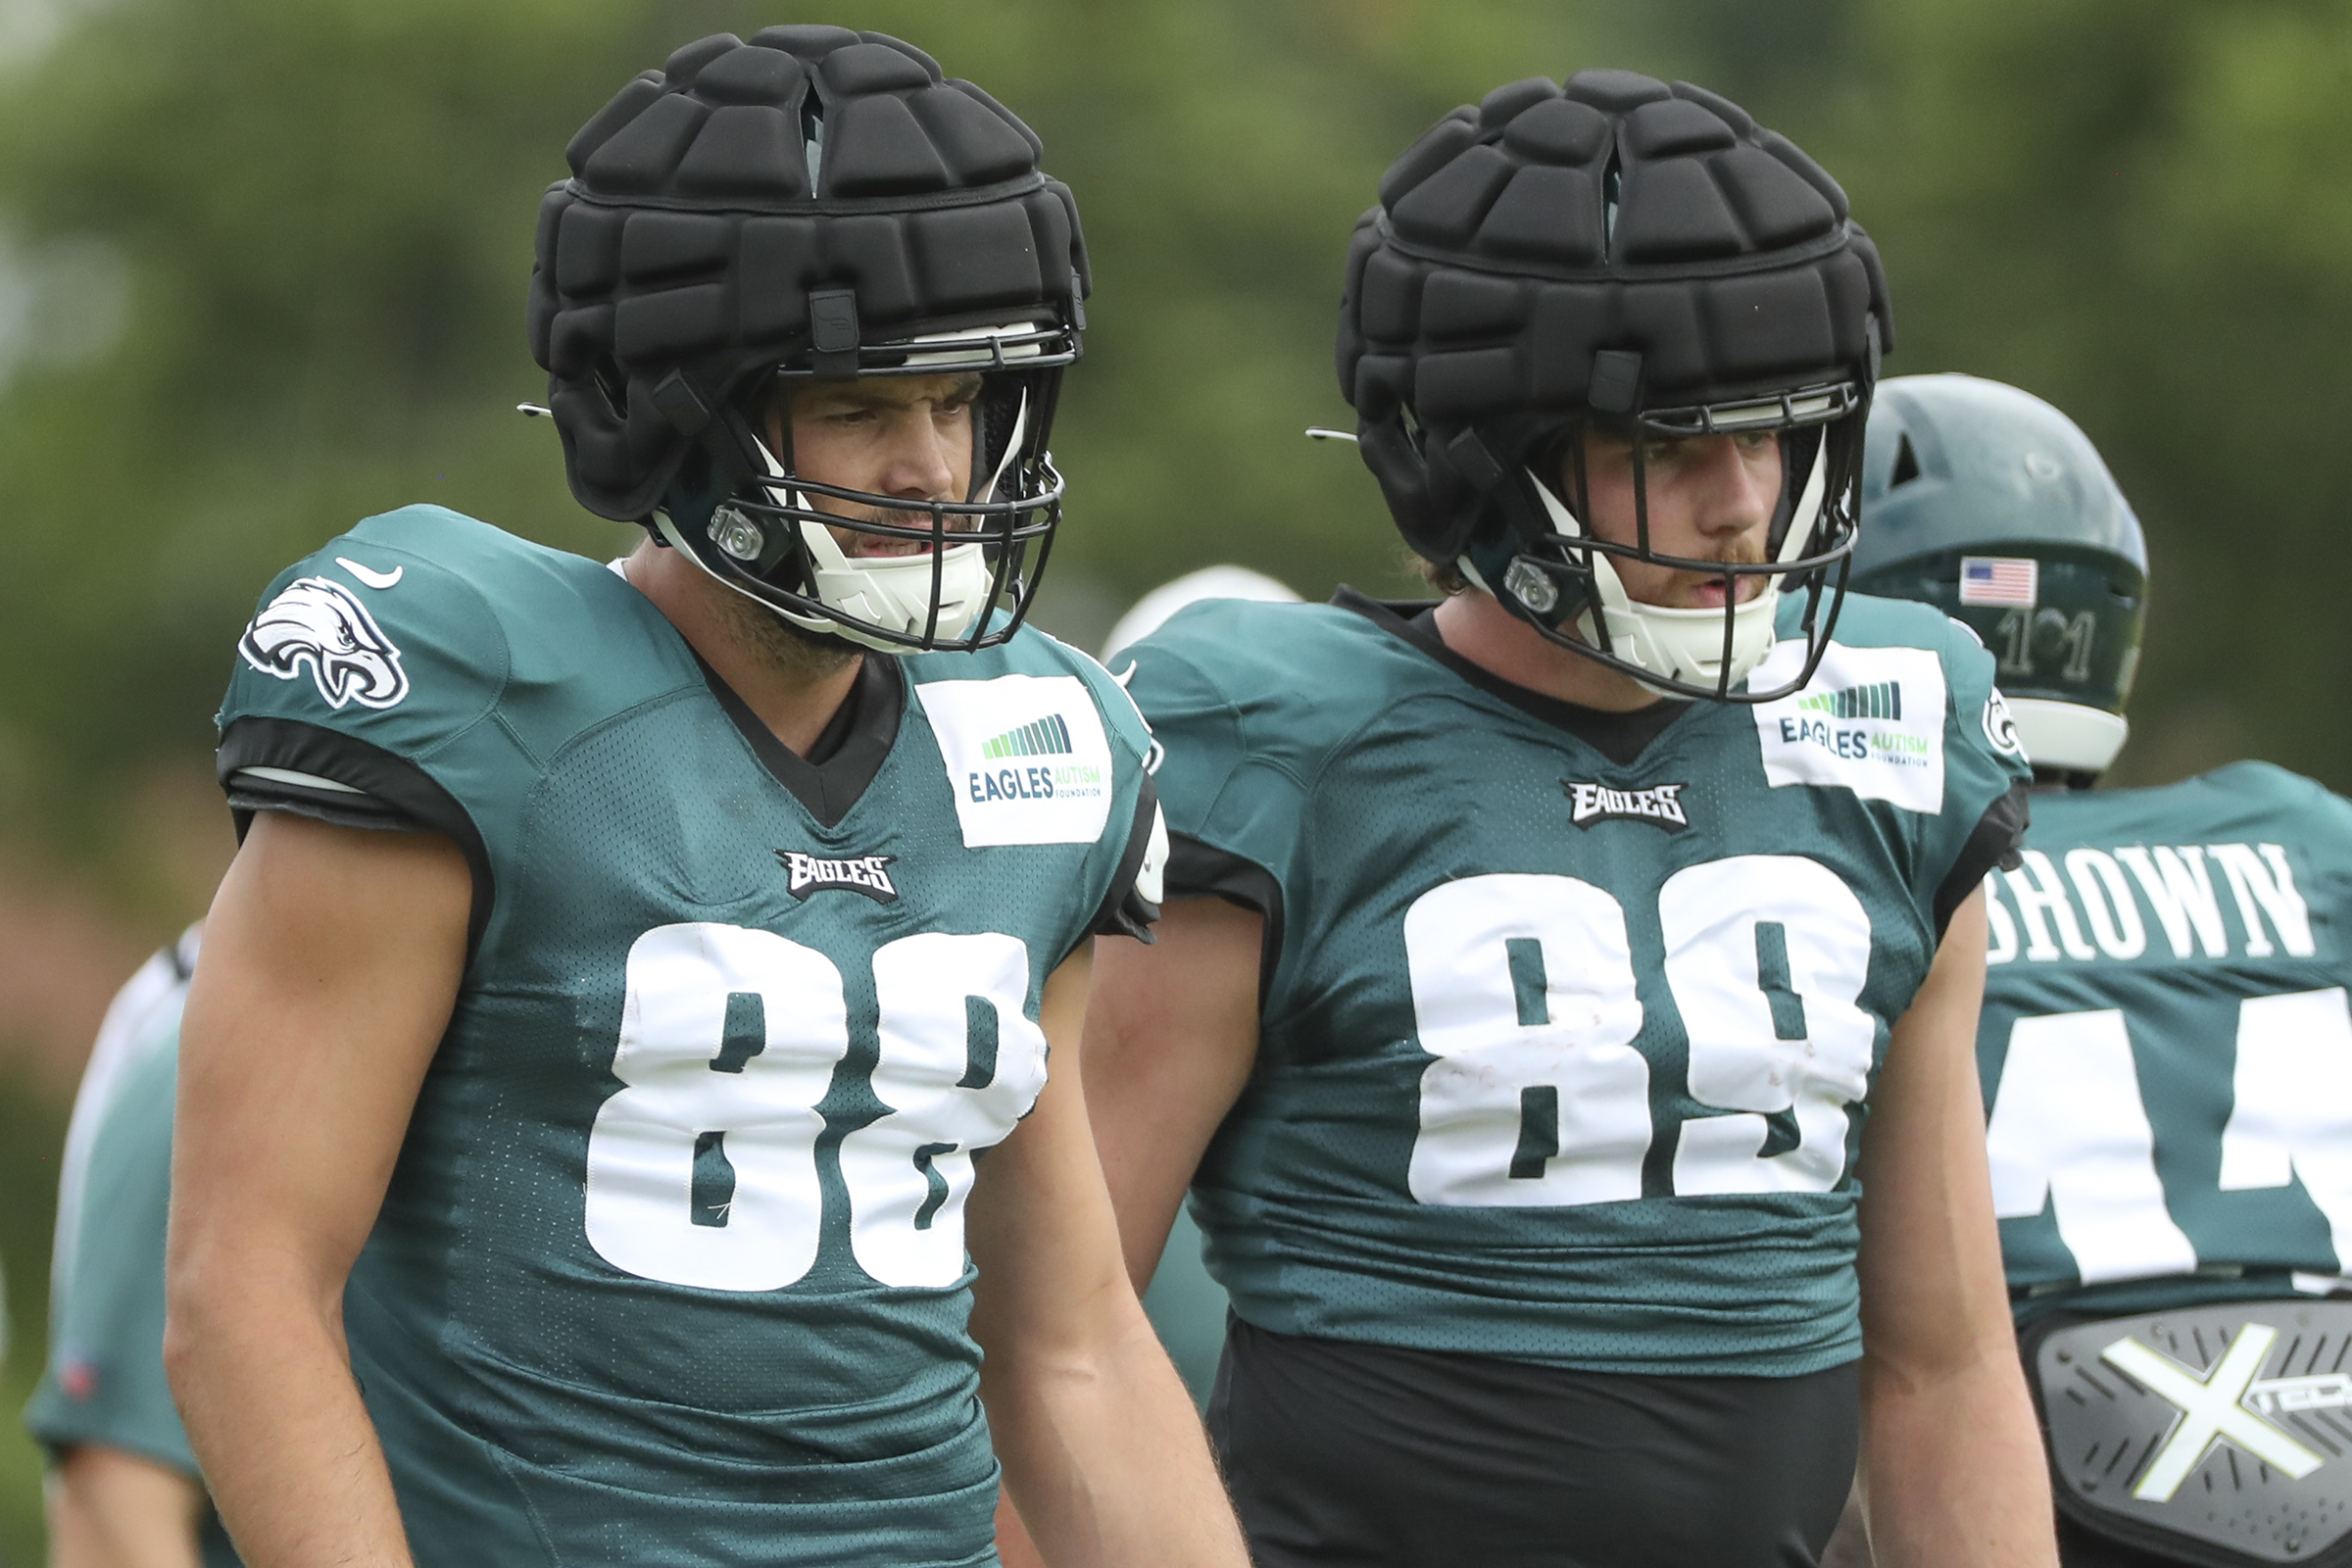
[1,0,2347,1556]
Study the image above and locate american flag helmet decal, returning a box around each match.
[1959,556,2038,607]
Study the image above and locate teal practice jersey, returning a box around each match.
[24,927,242,1567]
[215,508,1158,1567]
[1120,591,2031,1377]
[1978,762,2352,1325]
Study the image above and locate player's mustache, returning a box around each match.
[846,500,979,533]
[820,498,982,558]
[1664,545,1766,577]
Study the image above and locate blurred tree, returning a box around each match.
[1807,0,2352,787]
[0,0,1610,896]
[7,0,2352,1552]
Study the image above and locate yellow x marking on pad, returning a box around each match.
[2102,1323,2325,1501]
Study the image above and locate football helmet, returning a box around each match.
[1853,373,2147,776]
[528,28,1089,651]
[1337,71,1893,701]
[1102,565,1302,660]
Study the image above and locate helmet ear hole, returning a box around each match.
[591,358,630,424]
[1888,432,1922,488]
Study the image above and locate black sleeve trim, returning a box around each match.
[218,716,496,956]
[1088,774,1162,945]
[1934,780,2030,940]
[1165,832,1283,1011]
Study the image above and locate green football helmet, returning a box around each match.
[1852,373,2146,776]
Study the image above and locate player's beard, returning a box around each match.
[716,573,863,682]
[714,498,974,675]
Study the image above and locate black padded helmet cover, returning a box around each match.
[530,28,1092,522]
[1338,70,1893,566]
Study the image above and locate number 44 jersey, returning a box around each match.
[1119,590,2031,1378]
[1979,761,2352,1325]
[215,507,1159,1567]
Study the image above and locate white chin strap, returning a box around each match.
[2007,698,2128,773]
[1492,440,1830,697]
[726,389,1031,652]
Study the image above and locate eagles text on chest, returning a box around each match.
[774,851,900,903]
[1562,779,1690,831]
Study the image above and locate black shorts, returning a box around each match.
[1206,1315,1860,1568]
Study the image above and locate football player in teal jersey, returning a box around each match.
[1855,374,2352,1568]
[1102,567,1301,1409]
[27,926,243,1568]
[163,29,1243,1568]
[1085,74,2058,1566]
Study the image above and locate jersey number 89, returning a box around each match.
[1405,856,1877,1205]
[582,922,1045,1294]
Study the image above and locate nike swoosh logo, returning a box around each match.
[336,558,404,590]
[1110,660,1137,689]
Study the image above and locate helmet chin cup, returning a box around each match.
[2006,698,2129,773]
[1578,580,1783,700]
[1494,438,1831,698]
[653,504,997,654]
[788,511,993,651]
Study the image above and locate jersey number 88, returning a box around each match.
[582,922,1046,1294]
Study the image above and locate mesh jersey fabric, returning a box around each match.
[24,941,244,1568]
[214,505,1154,1566]
[1116,589,2030,1376]
[1979,761,2352,1327]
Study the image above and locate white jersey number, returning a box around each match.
[1986,986,2352,1283]
[843,932,1049,1288]
[1405,875,1650,1206]
[1663,858,1877,1196]
[1405,856,1877,1206]
[583,922,1042,1293]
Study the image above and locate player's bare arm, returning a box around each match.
[1856,889,2058,1568]
[46,1445,205,1568]
[970,948,1249,1567]
[167,811,470,1568]
[1081,897,1262,1293]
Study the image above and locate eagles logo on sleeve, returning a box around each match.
[237,575,410,710]
[1984,688,2028,760]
